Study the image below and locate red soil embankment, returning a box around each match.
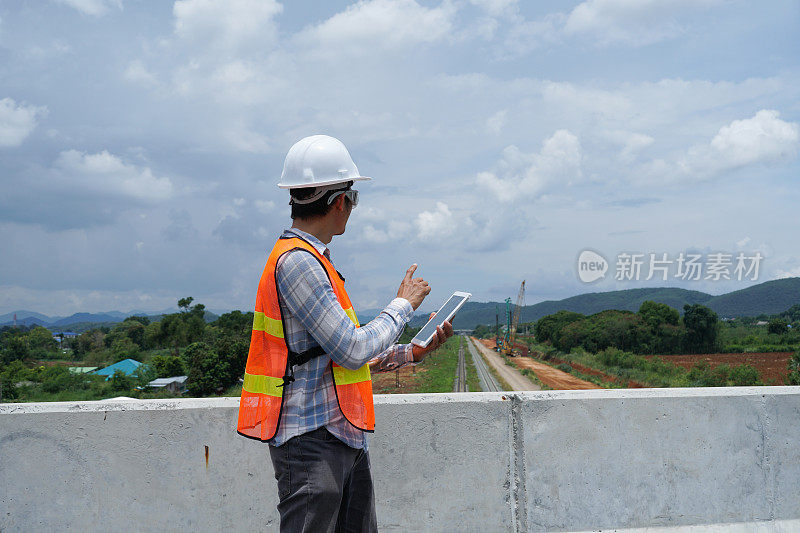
[652,352,794,385]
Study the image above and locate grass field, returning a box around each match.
[372,337,481,393]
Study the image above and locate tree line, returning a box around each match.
[0,297,253,401]
[533,301,719,355]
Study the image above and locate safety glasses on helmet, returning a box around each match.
[327,189,358,207]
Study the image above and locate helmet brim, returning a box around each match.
[277,175,371,189]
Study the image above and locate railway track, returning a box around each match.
[466,335,502,392]
[453,336,468,392]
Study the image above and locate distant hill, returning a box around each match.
[706,277,800,317]
[406,278,800,330]
[0,309,220,331]
[0,310,57,326]
[50,312,133,327]
[4,278,799,332]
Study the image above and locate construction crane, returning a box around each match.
[495,305,502,352]
[502,280,526,356]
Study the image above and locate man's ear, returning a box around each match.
[334,193,346,211]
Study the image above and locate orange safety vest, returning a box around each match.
[237,236,375,441]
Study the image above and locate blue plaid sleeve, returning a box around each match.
[276,249,414,370]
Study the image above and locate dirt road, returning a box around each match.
[474,338,601,390]
[469,337,540,391]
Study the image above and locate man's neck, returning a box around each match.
[291,218,334,245]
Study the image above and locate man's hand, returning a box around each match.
[411,312,454,362]
[396,264,430,310]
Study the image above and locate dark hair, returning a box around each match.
[290,181,353,220]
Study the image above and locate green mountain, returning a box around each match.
[408,278,800,330]
[706,277,800,317]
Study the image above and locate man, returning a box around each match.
[237,135,453,532]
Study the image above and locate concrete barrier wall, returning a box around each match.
[2,388,799,532]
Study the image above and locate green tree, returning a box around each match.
[158,298,208,354]
[134,364,157,387]
[638,301,679,329]
[118,320,147,349]
[73,330,105,356]
[0,360,30,400]
[183,342,231,395]
[178,297,194,312]
[110,369,134,392]
[111,337,140,362]
[27,327,58,353]
[214,311,253,338]
[151,354,185,378]
[535,311,585,344]
[214,335,249,385]
[3,336,29,364]
[123,315,150,326]
[471,324,492,338]
[143,322,161,349]
[159,314,190,354]
[637,301,683,354]
[40,366,79,393]
[683,304,719,354]
[767,319,789,335]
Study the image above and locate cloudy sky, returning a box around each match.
[0,0,798,316]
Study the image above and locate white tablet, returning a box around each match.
[410,291,472,348]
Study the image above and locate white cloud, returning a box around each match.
[774,266,800,280]
[564,0,722,46]
[54,0,122,17]
[486,110,507,135]
[605,130,654,163]
[469,0,518,18]
[362,220,411,244]
[477,130,583,203]
[124,60,158,87]
[678,110,799,180]
[222,118,272,153]
[498,13,564,57]
[296,0,455,57]
[173,0,282,51]
[54,150,173,202]
[255,200,276,215]
[0,98,47,147]
[415,202,455,241]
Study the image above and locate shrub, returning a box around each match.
[597,347,639,369]
[556,363,573,373]
[727,364,761,386]
[110,370,134,392]
[787,352,800,385]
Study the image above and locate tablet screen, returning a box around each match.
[411,292,470,347]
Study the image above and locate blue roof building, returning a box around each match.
[93,359,145,380]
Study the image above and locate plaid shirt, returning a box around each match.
[268,228,415,449]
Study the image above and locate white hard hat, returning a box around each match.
[277,135,371,189]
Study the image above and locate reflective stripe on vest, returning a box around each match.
[236,236,375,442]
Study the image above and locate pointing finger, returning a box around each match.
[405,264,417,280]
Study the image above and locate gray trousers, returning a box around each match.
[269,427,378,533]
